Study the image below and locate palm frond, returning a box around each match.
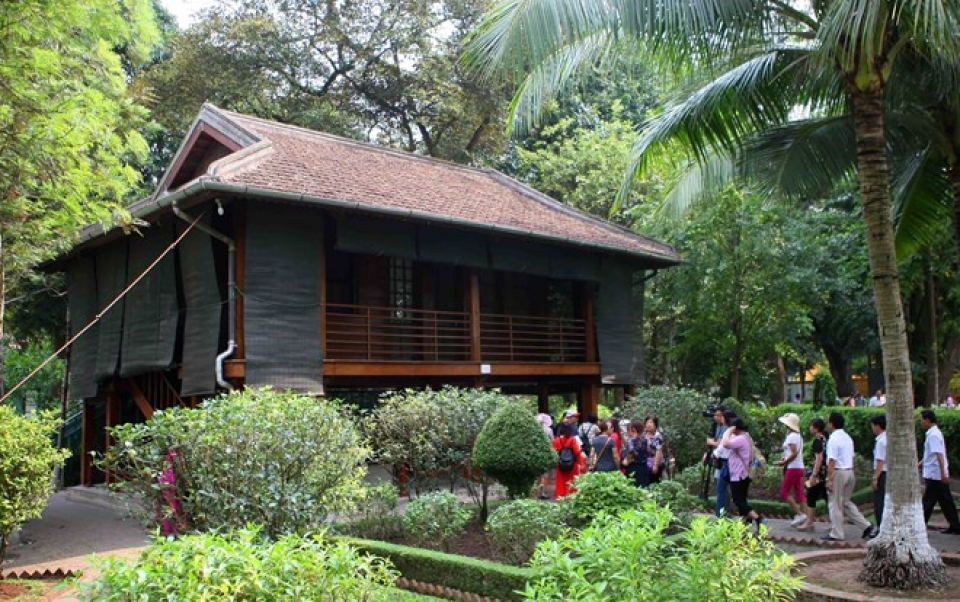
[654,151,737,222]
[744,115,856,199]
[890,145,951,259]
[461,0,615,83]
[621,46,812,195]
[506,31,621,135]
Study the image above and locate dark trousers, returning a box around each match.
[923,478,960,528]
[729,478,753,518]
[873,472,886,527]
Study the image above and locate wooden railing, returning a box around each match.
[325,303,587,363]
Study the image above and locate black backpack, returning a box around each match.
[557,443,577,472]
[578,424,592,454]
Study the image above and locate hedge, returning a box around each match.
[343,537,532,601]
[749,405,960,467]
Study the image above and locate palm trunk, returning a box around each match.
[854,90,948,588]
[951,160,960,265]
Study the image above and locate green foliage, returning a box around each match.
[0,407,70,565]
[813,370,838,409]
[3,339,64,414]
[347,537,533,601]
[402,491,472,552]
[623,386,752,470]
[648,480,701,515]
[521,505,801,601]
[566,471,649,527]
[339,483,404,541]
[100,387,368,537]
[84,526,398,601]
[473,402,557,499]
[486,500,566,565]
[0,0,158,293]
[365,387,506,496]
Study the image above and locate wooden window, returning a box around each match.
[389,257,414,318]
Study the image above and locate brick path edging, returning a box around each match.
[792,549,960,602]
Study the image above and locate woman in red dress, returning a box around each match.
[552,423,585,499]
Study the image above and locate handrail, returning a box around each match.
[325,302,587,363]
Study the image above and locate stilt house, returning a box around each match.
[52,104,680,485]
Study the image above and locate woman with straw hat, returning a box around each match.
[775,412,809,527]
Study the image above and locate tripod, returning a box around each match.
[699,449,713,501]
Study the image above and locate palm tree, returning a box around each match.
[465,0,960,589]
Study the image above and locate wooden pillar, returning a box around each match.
[582,283,598,363]
[81,399,94,487]
[466,269,481,362]
[537,383,550,414]
[319,241,327,359]
[234,204,247,361]
[580,381,601,418]
[104,386,119,484]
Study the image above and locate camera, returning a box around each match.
[701,404,722,418]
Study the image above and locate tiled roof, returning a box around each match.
[189,105,679,264]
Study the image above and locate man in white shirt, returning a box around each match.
[869,389,886,407]
[868,415,886,538]
[920,410,960,534]
[824,412,872,541]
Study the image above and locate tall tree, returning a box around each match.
[0,0,159,396]
[465,0,960,588]
[139,0,508,169]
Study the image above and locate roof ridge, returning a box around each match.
[213,106,501,180]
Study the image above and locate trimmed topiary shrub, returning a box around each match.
[84,526,398,601]
[520,503,801,601]
[0,407,70,566]
[402,491,472,552]
[472,402,557,499]
[100,387,369,537]
[486,499,567,565]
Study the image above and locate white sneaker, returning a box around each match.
[790,515,807,527]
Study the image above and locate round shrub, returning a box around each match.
[402,491,472,552]
[521,504,801,601]
[566,471,649,526]
[486,499,566,565]
[83,526,398,601]
[0,407,70,565]
[101,387,369,538]
[472,402,557,499]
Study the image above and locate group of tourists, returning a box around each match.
[539,410,667,499]
[708,406,959,540]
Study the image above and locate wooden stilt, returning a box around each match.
[104,387,119,484]
[537,383,550,414]
[81,399,94,487]
[580,382,601,418]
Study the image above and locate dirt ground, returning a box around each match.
[800,557,960,599]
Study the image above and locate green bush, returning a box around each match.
[0,407,70,566]
[100,387,368,537]
[364,387,506,495]
[347,537,533,601]
[486,500,566,565]
[648,479,702,514]
[623,386,753,471]
[339,483,404,540]
[521,504,801,601]
[473,402,557,499]
[566,471,649,526]
[84,526,398,601]
[402,491,472,552]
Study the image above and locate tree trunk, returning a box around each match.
[853,90,948,588]
[925,267,939,406]
[774,354,787,404]
[950,159,960,266]
[0,229,5,400]
[822,343,854,398]
[937,336,960,401]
